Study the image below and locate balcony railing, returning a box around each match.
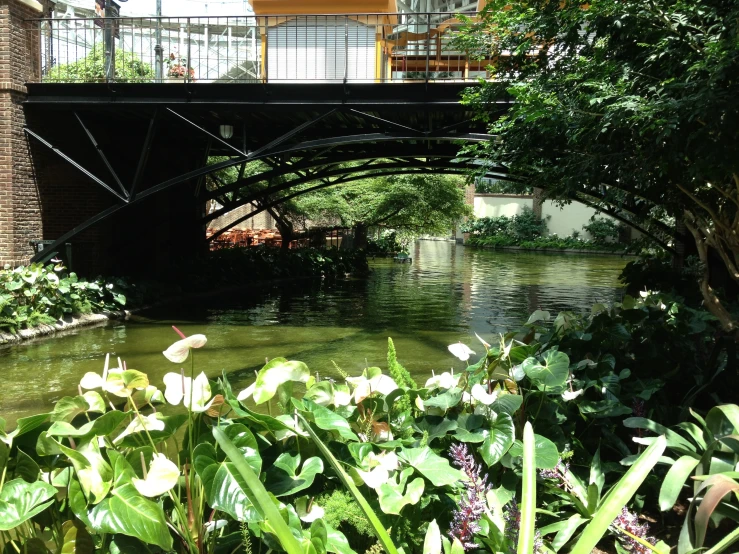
[34,12,491,84]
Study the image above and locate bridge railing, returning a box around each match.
[33,12,491,84]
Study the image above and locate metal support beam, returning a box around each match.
[130,110,159,199]
[74,112,128,199]
[349,109,424,136]
[24,128,129,203]
[166,108,246,157]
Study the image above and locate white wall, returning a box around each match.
[473,195,531,219]
[473,195,615,239]
[541,201,605,239]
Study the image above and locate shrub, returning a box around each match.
[0,262,127,333]
[583,217,621,245]
[45,44,154,83]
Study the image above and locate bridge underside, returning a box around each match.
[22,82,509,275]
[22,82,675,275]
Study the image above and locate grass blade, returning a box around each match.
[297,413,399,554]
[213,426,303,554]
[570,435,667,554]
[518,421,536,554]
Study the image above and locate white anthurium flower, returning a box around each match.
[333,386,352,407]
[132,454,180,497]
[357,451,399,489]
[236,382,255,402]
[424,371,460,390]
[162,327,207,363]
[350,375,399,404]
[415,396,425,411]
[471,384,499,405]
[562,389,585,402]
[204,520,229,539]
[163,371,214,413]
[114,413,166,444]
[475,332,491,350]
[448,342,475,362]
[79,354,131,397]
[297,497,325,522]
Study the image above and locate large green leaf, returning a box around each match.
[14,448,40,483]
[377,468,424,515]
[220,371,292,434]
[570,435,667,554]
[659,456,700,512]
[47,411,128,439]
[423,519,441,554]
[508,434,559,469]
[296,414,399,554]
[213,426,304,554]
[424,389,463,411]
[479,412,515,467]
[2,413,50,446]
[253,358,310,405]
[398,447,464,487]
[89,482,172,550]
[0,478,56,531]
[265,453,324,497]
[60,520,94,554]
[193,442,260,522]
[58,440,113,504]
[522,350,570,390]
[298,398,359,441]
[51,396,92,423]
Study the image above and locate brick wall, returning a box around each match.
[0,0,47,267]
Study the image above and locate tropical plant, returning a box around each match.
[625,404,739,554]
[0,301,734,553]
[0,261,127,333]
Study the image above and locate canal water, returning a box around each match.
[0,241,629,422]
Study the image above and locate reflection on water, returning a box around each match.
[0,241,628,422]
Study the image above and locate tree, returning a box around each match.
[456,0,739,333]
[284,173,472,248]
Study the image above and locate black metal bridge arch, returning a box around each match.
[23,81,510,274]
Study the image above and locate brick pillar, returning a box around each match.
[0,0,47,267]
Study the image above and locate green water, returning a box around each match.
[0,241,629,422]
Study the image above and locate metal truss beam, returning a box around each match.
[203,158,505,225]
[75,113,128,199]
[25,128,129,203]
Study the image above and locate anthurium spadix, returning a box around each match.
[162,326,207,364]
[132,454,179,497]
[163,371,214,412]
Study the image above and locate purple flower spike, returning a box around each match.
[611,507,656,553]
[448,443,491,550]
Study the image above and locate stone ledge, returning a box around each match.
[0,310,131,346]
[0,82,28,95]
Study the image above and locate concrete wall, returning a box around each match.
[541,200,603,238]
[473,194,616,240]
[473,194,533,219]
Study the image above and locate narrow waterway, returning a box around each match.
[0,241,629,422]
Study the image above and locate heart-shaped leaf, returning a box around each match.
[0,478,56,531]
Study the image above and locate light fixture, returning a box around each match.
[219,125,234,140]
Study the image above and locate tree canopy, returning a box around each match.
[286,173,471,237]
[457,0,739,332]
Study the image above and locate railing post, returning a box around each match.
[104,0,115,81]
[425,12,430,82]
[154,0,163,81]
[344,17,349,83]
[186,17,192,83]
